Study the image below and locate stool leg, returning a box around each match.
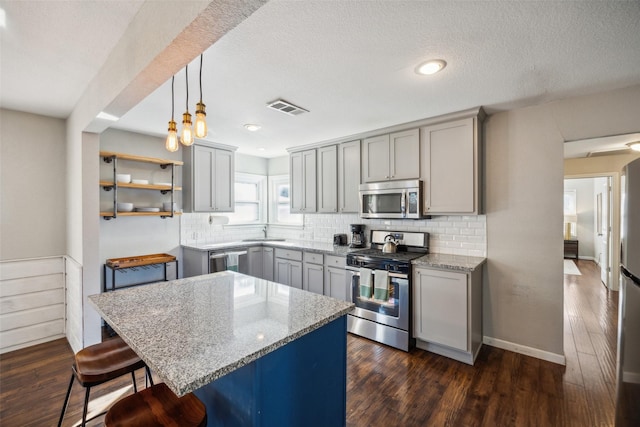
[81,387,90,427]
[145,365,154,387]
[131,371,138,393]
[57,373,74,427]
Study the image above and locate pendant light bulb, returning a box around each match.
[195,102,207,138]
[180,64,194,146]
[165,75,179,152]
[195,54,208,138]
[166,120,179,152]
[181,112,194,146]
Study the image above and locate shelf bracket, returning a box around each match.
[103,155,116,164]
[160,163,171,170]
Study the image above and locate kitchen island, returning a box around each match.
[89,271,354,426]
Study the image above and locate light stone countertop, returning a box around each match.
[182,239,359,257]
[412,253,487,272]
[89,271,354,396]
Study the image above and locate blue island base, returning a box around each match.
[194,316,348,427]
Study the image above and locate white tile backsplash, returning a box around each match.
[181,212,486,257]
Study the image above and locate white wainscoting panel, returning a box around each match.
[0,257,66,354]
[65,256,83,354]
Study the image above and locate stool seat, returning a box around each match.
[75,336,146,384]
[105,382,206,427]
[58,336,153,427]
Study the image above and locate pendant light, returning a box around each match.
[165,76,179,152]
[195,54,208,138]
[180,65,194,146]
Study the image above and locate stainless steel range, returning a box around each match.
[345,230,428,351]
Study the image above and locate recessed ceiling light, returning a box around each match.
[244,124,261,132]
[96,111,119,121]
[628,142,640,152]
[0,8,6,28]
[415,59,447,75]
[258,148,265,151]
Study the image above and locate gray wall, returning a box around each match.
[0,109,67,261]
[484,83,640,359]
[236,152,268,175]
[268,156,289,175]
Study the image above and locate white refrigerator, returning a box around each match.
[616,157,640,426]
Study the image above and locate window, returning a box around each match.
[226,173,266,224]
[269,175,303,225]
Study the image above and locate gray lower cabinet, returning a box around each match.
[324,255,347,301]
[413,265,483,365]
[248,247,263,278]
[262,247,274,281]
[303,252,324,295]
[275,248,303,289]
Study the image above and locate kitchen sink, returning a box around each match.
[242,238,286,242]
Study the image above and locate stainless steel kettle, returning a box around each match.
[382,234,398,253]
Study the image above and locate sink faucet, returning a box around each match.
[262,226,267,239]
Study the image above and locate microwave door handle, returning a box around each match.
[401,190,406,218]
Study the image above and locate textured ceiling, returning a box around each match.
[2,1,640,158]
[0,0,144,118]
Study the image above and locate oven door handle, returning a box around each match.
[346,269,408,279]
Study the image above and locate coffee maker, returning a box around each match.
[350,224,366,248]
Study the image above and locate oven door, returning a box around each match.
[346,267,409,330]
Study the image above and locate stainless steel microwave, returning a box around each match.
[359,180,423,219]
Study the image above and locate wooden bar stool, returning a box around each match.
[105,382,207,426]
[58,336,153,427]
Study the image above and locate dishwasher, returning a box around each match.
[209,250,248,274]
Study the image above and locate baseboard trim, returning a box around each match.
[579,256,596,262]
[483,336,566,366]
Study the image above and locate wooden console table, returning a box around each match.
[564,240,579,260]
[104,253,178,292]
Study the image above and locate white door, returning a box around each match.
[596,177,611,287]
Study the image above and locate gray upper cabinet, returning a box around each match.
[290,149,317,213]
[317,145,338,213]
[362,129,419,182]
[420,113,483,215]
[337,140,361,213]
[183,143,235,212]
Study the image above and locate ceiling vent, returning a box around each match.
[266,99,309,116]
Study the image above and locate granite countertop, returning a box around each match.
[412,253,486,272]
[89,271,354,396]
[182,239,359,257]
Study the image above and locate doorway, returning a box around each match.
[563,176,613,288]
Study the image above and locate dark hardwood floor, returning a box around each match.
[0,259,618,426]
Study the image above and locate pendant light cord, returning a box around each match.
[199,54,203,103]
[185,65,189,111]
[171,76,175,120]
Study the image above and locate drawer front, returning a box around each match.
[304,252,324,264]
[275,248,303,262]
[324,255,345,268]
